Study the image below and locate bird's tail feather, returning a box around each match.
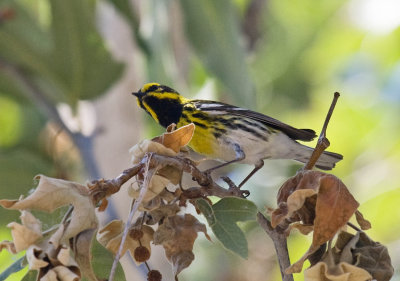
[293,146,343,170]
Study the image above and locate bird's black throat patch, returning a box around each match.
[143,96,183,128]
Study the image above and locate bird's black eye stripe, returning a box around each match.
[147,85,159,92]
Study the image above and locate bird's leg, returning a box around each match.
[238,160,264,188]
[205,143,245,173]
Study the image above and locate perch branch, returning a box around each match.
[257,213,293,281]
[304,92,340,170]
[89,153,248,205]
[257,92,341,281]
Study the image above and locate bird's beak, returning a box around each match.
[132,91,140,97]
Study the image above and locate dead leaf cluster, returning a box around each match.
[270,170,370,273]
[128,123,194,204]
[97,220,154,263]
[153,214,210,277]
[103,124,211,278]
[305,231,394,281]
[26,244,81,281]
[0,175,98,281]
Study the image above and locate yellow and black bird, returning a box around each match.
[132,83,342,187]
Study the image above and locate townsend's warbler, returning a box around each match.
[132,83,342,186]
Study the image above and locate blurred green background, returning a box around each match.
[0,0,399,280]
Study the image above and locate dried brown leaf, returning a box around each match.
[272,189,317,227]
[353,232,394,281]
[157,165,182,185]
[74,228,98,281]
[312,175,359,247]
[273,171,360,273]
[0,175,97,245]
[304,261,372,281]
[96,220,154,263]
[52,266,80,281]
[147,204,181,225]
[308,231,394,281]
[157,123,195,153]
[130,140,177,165]
[0,241,16,254]
[290,222,314,235]
[6,211,42,253]
[153,214,208,277]
[27,243,81,280]
[354,210,371,230]
[128,175,170,203]
[40,269,57,281]
[26,245,49,270]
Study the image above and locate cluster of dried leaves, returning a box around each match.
[0,124,213,281]
[268,166,394,280]
[0,176,97,280]
[0,122,395,281]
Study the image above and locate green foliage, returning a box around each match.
[180,0,255,107]
[0,0,123,106]
[197,197,257,258]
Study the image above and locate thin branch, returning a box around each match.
[304,92,340,170]
[257,213,294,281]
[109,156,156,281]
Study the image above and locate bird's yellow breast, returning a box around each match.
[177,118,217,156]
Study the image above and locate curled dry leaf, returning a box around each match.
[130,123,194,164]
[0,175,97,245]
[146,204,181,225]
[0,240,16,254]
[271,171,360,273]
[289,222,314,236]
[155,123,195,153]
[26,243,81,280]
[304,231,393,281]
[304,261,372,281]
[354,210,371,230]
[130,139,177,164]
[153,214,209,277]
[1,210,43,253]
[52,266,80,281]
[73,228,99,281]
[40,269,57,281]
[27,245,49,270]
[128,125,193,205]
[128,175,171,203]
[96,220,154,263]
[304,231,372,281]
[342,232,393,281]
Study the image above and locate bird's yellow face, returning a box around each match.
[132,83,188,128]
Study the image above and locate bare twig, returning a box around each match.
[257,213,294,281]
[257,92,341,281]
[109,156,156,281]
[304,92,340,170]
